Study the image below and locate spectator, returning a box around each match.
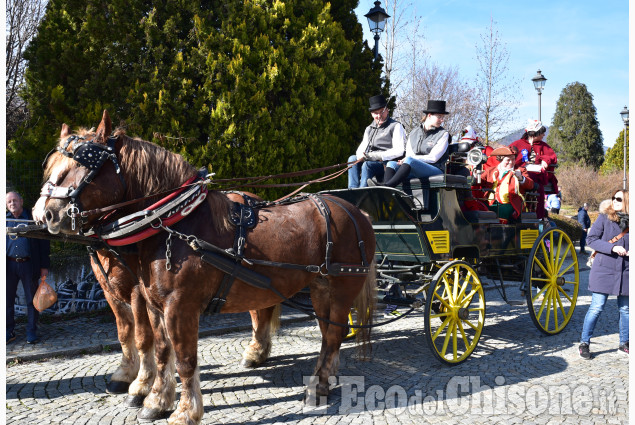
[480,146,534,221]
[347,95,406,188]
[509,119,558,219]
[371,100,451,187]
[577,203,591,254]
[578,190,629,359]
[6,191,51,344]
[547,192,561,214]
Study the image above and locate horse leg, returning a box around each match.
[124,287,156,408]
[137,305,176,421]
[164,305,203,425]
[103,291,139,395]
[306,276,365,406]
[241,304,281,368]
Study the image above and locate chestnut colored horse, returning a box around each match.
[84,192,282,408]
[38,111,376,425]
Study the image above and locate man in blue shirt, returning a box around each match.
[6,191,50,344]
[546,193,561,214]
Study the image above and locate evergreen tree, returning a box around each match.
[14,0,377,198]
[546,82,604,168]
[600,128,629,175]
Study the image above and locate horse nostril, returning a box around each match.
[45,210,54,222]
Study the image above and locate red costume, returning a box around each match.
[481,165,534,220]
[508,138,558,218]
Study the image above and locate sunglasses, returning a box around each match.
[613,196,623,202]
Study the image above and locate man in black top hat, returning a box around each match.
[347,95,406,188]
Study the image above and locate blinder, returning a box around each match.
[43,134,126,231]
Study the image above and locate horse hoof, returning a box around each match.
[124,394,145,408]
[240,358,259,368]
[106,380,130,394]
[137,407,170,422]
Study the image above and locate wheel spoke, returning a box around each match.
[432,291,451,310]
[531,284,549,303]
[556,285,573,303]
[457,321,471,351]
[533,255,551,278]
[432,316,451,340]
[463,318,480,331]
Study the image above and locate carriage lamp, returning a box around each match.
[531,70,547,121]
[365,1,390,61]
[620,106,629,190]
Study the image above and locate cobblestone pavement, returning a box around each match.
[6,265,629,424]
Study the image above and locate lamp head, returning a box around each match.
[531,70,547,93]
[365,1,390,35]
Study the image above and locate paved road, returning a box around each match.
[6,264,629,424]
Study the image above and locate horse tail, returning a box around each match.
[353,260,377,359]
[270,303,282,335]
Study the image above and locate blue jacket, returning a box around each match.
[587,205,629,296]
[6,209,51,279]
[577,207,591,230]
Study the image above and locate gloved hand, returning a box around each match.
[364,151,383,161]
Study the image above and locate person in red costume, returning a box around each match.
[481,146,534,222]
[509,119,558,219]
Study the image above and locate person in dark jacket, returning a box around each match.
[6,191,51,344]
[577,203,591,254]
[372,100,451,187]
[578,190,629,359]
[347,95,406,188]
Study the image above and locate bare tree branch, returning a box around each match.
[6,0,46,138]
[473,16,521,144]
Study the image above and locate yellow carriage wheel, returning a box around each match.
[424,261,485,365]
[525,227,579,335]
[344,311,359,340]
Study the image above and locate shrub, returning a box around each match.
[551,215,583,242]
[556,162,625,210]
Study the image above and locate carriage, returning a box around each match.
[7,111,579,424]
[321,140,580,365]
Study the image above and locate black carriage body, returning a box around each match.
[321,174,543,275]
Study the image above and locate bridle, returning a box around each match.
[41,134,126,230]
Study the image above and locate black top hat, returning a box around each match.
[368,95,388,111]
[422,100,449,115]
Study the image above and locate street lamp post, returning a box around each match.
[620,106,629,190]
[531,70,547,121]
[364,1,390,61]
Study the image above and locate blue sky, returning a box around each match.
[355,0,629,148]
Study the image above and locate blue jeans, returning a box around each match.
[386,157,443,179]
[347,155,385,188]
[580,292,629,345]
[7,260,39,338]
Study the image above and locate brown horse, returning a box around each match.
[35,191,284,406]
[38,110,376,425]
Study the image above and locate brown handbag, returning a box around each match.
[587,228,628,267]
[33,276,58,312]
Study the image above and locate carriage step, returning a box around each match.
[506,300,525,306]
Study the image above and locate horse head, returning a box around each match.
[35,110,127,234]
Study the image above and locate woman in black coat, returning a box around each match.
[578,189,629,359]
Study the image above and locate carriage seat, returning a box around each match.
[463,210,498,223]
[396,174,469,210]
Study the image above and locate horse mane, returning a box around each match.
[113,129,198,196]
[44,126,232,233]
[113,129,232,232]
